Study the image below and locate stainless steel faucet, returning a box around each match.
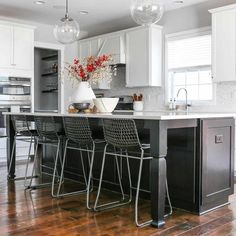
[177,88,191,111]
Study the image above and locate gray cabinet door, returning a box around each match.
[201,119,234,207]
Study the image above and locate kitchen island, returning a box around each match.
[4,111,235,228]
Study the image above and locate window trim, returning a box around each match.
[165,27,216,106]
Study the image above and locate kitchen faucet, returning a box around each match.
[177,88,191,112]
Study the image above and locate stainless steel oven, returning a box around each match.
[0,76,31,105]
[0,106,10,137]
[0,76,31,137]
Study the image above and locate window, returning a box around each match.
[167,29,213,103]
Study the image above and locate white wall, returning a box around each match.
[160,0,236,34]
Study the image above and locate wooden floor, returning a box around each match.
[1,165,236,236]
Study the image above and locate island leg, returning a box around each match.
[147,120,168,228]
[6,115,15,179]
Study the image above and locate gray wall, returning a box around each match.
[161,0,236,34]
[34,48,41,110]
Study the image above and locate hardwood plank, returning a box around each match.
[1,164,236,236]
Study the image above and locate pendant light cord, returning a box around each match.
[65,0,69,18]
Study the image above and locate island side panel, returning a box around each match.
[200,118,235,213]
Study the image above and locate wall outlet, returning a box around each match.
[215,135,223,144]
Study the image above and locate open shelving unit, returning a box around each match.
[34,47,59,112]
[40,51,58,94]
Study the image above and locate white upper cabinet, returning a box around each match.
[210,5,236,82]
[78,25,163,89]
[79,34,125,63]
[79,33,126,90]
[0,21,34,77]
[0,24,12,68]
[13,26,34,71]
[79,39,100,58]
[126,25,163,87]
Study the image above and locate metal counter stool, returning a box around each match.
[58,117,104,203]
[8,115,38,186]
[93,118,172,227]
[29,116,64,197]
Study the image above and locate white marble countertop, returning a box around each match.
[3,111,236,121]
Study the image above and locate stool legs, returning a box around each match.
[24,136,33,187]
[87,143,95,210]
[51,139,62,197]
[165,179,173,217]
[28,139,61,191]
[93,145,132,211]
[28,139,39,188]
[8,136,16,175]
[9,135,35,183]
[54,140,89,198]
[125,151,133,204]
[80,150,88,187]
[135,149,152,227]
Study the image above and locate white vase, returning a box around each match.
[71,81,96,103]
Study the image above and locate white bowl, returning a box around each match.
[93,98,119,113]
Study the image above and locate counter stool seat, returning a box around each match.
[91,118,172,227]
[8,115,38,185]
[57,116,105,203]
[28,116,64,197]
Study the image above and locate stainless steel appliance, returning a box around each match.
[115,95,133,110]
[0,76,31,106]
[0,76,32,136]
[0,77,32,163]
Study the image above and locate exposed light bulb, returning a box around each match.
[53,0,80,44]
[130,0,164,26]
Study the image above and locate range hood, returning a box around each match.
[97,35,126,65]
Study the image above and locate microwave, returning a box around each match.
[0,77,31,96]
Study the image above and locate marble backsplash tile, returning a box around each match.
[94,67,236,112]
[94,67,166,111]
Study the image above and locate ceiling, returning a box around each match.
[0,0,210,35]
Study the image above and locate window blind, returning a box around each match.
[168,34,211,70]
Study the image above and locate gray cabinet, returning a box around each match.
[166,118,234,214]
[200,119,234,211]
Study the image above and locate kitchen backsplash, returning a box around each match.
[94,67,165,111]
[95,67,236,112]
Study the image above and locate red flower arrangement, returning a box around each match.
[66,54,115,84]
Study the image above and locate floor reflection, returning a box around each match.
[1,163,236,235]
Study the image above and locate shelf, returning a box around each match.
[41,72,58,77]
[42,55,58,61]
[41,89,58,93]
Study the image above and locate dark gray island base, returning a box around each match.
[5,111,235,228]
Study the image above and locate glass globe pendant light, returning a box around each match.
[53,0,80,44]
[130,0,164,26]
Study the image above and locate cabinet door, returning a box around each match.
[212,9,236,82]
[126,28,149,87]
[201,119,234,207]
[0,24,12,68]
[13,27,34,70]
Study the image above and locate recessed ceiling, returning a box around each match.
[0,0,210,35]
